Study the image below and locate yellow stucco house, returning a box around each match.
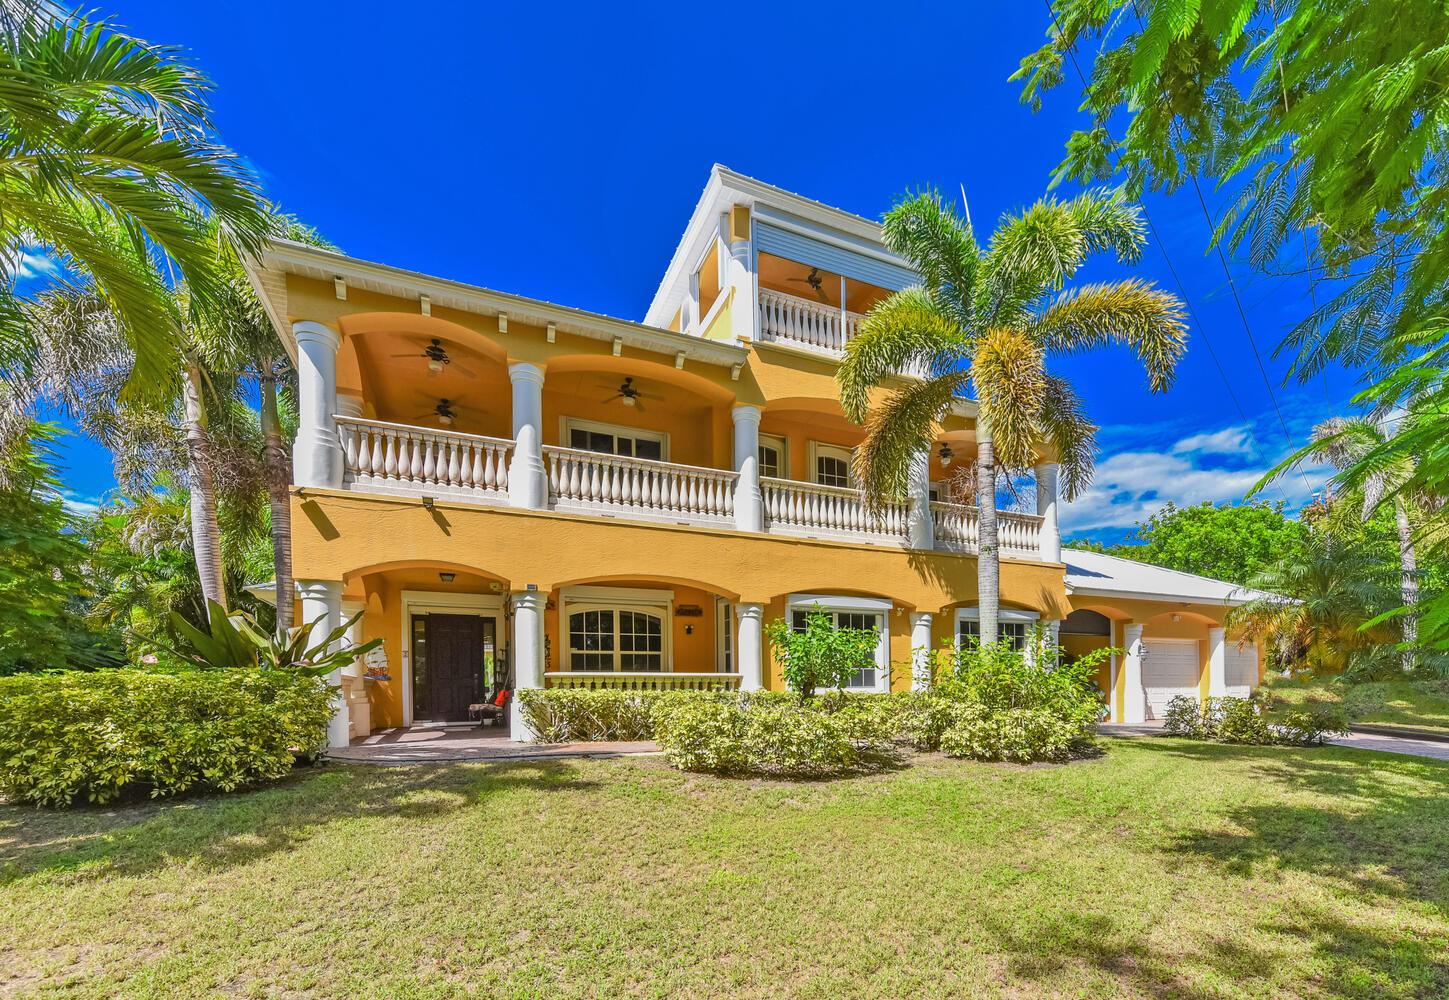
[245,166,1267,745]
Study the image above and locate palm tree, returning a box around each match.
[1258,414,1440,671]
[838,189,1187,643]
[0,7,269,389]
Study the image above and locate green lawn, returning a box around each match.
[4,740,1449,999]
[1264,676,1449,735]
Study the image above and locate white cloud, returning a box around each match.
[1171,426,1253,456]
[62,493,100,519]
[6,249,58,282]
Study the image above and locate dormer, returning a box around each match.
[644,166,918,358]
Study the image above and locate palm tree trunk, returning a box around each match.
[976,430,999,645]
[1395,498,1419,672]
[182,361,227,618]
[259,359,293,635]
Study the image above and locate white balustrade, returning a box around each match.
[761,477,911,542]
[544,672,740,691]
[337,416,512,500]
[544,445,738,525]
[932,501,1044,557]
[758,288,863,355]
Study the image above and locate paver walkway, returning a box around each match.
[331,725,659,764]
[1099,719,1449,762]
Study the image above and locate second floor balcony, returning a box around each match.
[333,413,1050,559]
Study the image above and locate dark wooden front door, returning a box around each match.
[415,614,486,721]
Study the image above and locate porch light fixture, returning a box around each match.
[422,496,436,512]
[938,443,953,467]
[439,572,455,583]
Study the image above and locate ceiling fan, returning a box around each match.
[787,266,832,304]
[415,396,474,427]
[598,376,662,411]
[392,338,478,378]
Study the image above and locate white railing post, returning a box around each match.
[298,579,347,749]
[1035,461,1061,563]
[508,362,546,510]
[292,321,342,489]
[732,404,762,532]
[510,588,547,741]
[736,603,764,692]
[907,446,933,550]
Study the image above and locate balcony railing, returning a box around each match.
[338,416,513,501]
[762,477,912,544]
[758,288,862,355]
[545,445,738,526]
[932,501,1044,557]
[333,417,1046,560]
[544,671,740,691]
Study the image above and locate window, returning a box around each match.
[716,597,733,673]
[811,443,854,488]
[790,608,882,690]
[561,586,673,673]
[565,419,666,462]
[758,433,787,480]
[956,608,1040,653]
[928,482,949,503]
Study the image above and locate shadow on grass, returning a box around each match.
[0,759,591,887]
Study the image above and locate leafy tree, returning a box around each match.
[837,188,1185,642]
[0,6,269,388]
[1015,0,1449,649]
[1074,500,1311,587]
[763,608,880,698]
[0,424,121,673]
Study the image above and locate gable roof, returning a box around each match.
[1063,548,1277,607]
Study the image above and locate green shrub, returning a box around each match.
[515,688,664,743]
[0,669,332,806]
[1215,696,1275,744]
[763,607,880,697]
[651,691,884,776]
[938,702,1089,763]
[1163,695,1212,738]
[1275,706,1350,745]
[1162,693,1346,746]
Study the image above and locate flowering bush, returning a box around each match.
[0,669,332,806]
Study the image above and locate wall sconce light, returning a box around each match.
[438,572,455,583]
[938,443,953,467]
[422,496,436,512]
[684,624,694,635]
[1172,614,1181,623]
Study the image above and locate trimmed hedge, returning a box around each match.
[1163,694,1348,746]
[0,669,333,806]
[515,688,662,743]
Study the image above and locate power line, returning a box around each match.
[1041,0,1304,501]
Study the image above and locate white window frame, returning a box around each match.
[562,417,670,463]
[559,585,674,673]
[784,593,891,693]
[714,596,733,673]
[808,441,855,488]
[928,480,950,503]
[955,606,1041,655]
[758,432,789,481]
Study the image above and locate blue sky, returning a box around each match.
[58,1,1353,541]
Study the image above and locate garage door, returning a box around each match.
[1142,639,1201,719]
[1225,641,1258,699]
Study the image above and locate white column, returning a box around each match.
[336,393,363,421]
[507,362,546,510]
[910,612,934,691]
[1122,623,1146,724]
[340,599,371,739]
[735,603,764,691]
[298,579,348,749]
[292,321,342,488]
[732,404,762,532]
[1035,462,1061,563]
[1207,627,1228,699]
[724,210,755,342]
[509,589,547,741]
[907,446,933,550]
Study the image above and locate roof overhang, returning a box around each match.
[244,240,751,373]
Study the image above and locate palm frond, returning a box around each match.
[1034,373,1099,500]
[854,370,971,506]
[969,326,1047,471]
[837,287,967,423]
[879,189,978,326]
[1029,279,1187,393]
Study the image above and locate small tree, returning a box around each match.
[764,606,880,698]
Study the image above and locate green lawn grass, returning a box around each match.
[4,739,1449,999]
[1263,675,1449,734]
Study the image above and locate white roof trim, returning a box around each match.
[248,240,749,371]
[1063,548,1277,607]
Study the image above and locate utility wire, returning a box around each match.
[1040,0,1304,500]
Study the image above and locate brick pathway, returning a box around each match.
[330,725,660,764]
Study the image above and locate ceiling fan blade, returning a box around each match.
[390,352,424,359]
[602,394,623,404]
[814,285,832,304]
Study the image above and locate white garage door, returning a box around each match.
[1225,642,1258,699]
[1142,639,1201,719]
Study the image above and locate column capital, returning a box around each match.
[734,602,764,622]
[296,579,343,601]
[909,611,934,626]
[292,320,340,351]
[731,403,762,426]
[510,588,548,611]
[336,393,364,419]
[508,361,545,386]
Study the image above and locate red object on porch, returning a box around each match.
[493,688,509,707]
